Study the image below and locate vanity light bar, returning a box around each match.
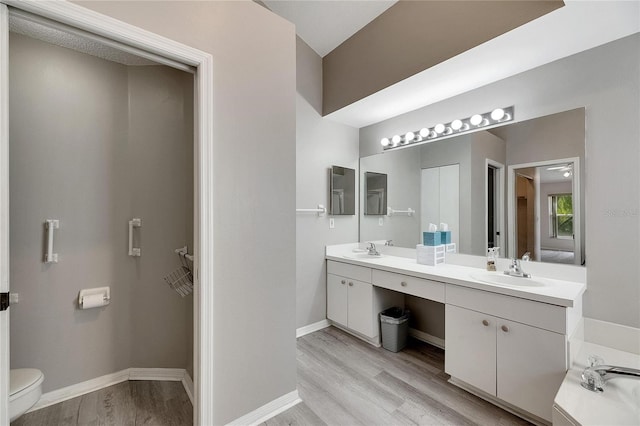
[380,106,515,150]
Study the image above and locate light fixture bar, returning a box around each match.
[380,106,515,151]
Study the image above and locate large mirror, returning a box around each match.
[330,165,356,215]
[359,108,585,265]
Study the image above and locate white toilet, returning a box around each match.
[9,368,44,422]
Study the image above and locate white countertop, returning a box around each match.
[326,244,586,307]
[554,342,640,425]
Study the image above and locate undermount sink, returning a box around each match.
[470,272,547,288]
[609,379,640,413]
[342,252,385,260]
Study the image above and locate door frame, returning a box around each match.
[0,1,215,424]
[485,159,505,254]
[507,157,581,265]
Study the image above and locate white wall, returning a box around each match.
[9,34,193,392]
[361,34,640,328]
[296,37,359,328]
[75,2,298,423]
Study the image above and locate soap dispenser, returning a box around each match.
[486,247,499,271]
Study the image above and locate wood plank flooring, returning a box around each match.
[14,327,531,425]
[265,326,531,426]
[11,380,192,426]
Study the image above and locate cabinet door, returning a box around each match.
[497,319,566,422]
[347,279,375,338]
[445,304,496,396]
[327,273,348,327]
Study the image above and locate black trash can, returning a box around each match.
[380,307,410,352]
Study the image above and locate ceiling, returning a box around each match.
[9,12,157,66]
[263,0,397,57]
[264,0,640,128]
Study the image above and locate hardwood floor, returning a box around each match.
[265,326,531,426]
[11,381,192,426]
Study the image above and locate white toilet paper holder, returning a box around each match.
[78,287,110,309]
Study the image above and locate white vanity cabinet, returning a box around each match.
[327,260,403,341]
[445,286,571,423]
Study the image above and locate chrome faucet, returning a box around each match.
[366,242,381,256]
[504,257,531,278]
[385,240,394,246]
[581,355,640,393]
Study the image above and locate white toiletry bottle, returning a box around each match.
[487,247,499,271]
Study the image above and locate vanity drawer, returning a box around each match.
[446,285,568,334]
[372,270,445,303]
[327,260,372,283]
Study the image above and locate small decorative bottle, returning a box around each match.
[486,247,499,271]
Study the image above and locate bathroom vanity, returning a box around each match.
[325,243,586,424]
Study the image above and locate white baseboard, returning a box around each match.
[128,367,185,381]
[409,328,445,350]
[584,317,640,355]
[296,319,330,338]
[226,390,301,426]
[182,371,194,404]
[29,369,130,412]
[28,368,189,413]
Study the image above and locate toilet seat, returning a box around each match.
[10,368,44,401]
[9,368,44,422]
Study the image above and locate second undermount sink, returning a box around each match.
[470,272,547,288]
[342,252,385,260]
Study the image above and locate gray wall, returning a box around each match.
[360,148,420,248]
[361,34,640,328]
[296,37,359,329]
[322,1,562,115]
[9,34,193,392]
[75,2,298,423]
[126,66,194,374]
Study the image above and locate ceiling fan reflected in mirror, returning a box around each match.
[546,164,573,178]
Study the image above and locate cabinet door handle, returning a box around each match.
[400,281,407,287]
[348,282,353,286]
[341,280,346,285]
[501,325,509,333]
[482,319,489,327]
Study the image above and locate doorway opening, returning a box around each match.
[1,3,215,424]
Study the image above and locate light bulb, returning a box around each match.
[404,131,415,144]
[470,114,483,126]
[451,119,463,131]
[419,128,429,138]
[563,171,570,178]
[380,137,390,147]
[391,135,401,145]
[434,123,445,134]
[490,108,505,121]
